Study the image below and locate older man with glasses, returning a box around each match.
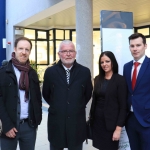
[42,40,93,150]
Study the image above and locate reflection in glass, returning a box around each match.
[49,41,54,64]
[146,38,150,57]
[29,41,35,63]
[37,41,47,64]
[137,28,149,36]
[24,29,35,39]
[65,30,70,39]
[49,30,53,40]
[93,31,101,78]
[37,31,46,39]
[56,30,64,39]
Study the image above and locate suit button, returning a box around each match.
[18,101,20,104]
[68,116,70,119]
[67,101,70,104]
[68,88,70,90]
[18,112,20,114]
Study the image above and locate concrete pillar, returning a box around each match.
[0,0,6,63]
[75,0,93,118]
[75,0,93,77]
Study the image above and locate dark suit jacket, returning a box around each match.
[90,73,127,131]
[123,56,150,127]
[42,60,93,148]
[0,61,42,134]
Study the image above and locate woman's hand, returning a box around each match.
[112,126,122,141]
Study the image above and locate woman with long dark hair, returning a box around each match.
[90,51,127,150]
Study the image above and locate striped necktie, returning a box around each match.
[66,69,70,84]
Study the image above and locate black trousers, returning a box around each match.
[0,121,36,150]
[50,143,83,150]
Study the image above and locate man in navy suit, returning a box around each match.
[123,33,150,150]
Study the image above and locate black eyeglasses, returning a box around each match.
[59,50,76,54]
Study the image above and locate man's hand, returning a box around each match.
[5,128,18,138]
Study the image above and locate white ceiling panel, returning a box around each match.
[27,0,150,29]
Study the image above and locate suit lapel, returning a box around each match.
[69,66,80,86]
[134,57,149,91]
[56,65,68,86]
[6,61,17,84]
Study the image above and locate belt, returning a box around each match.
[20,118,28,124]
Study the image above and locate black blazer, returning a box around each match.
[90,73,127,131]
[0,61,42,134]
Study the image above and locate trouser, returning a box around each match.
[50,143,83,150]
[0,120,36,150]
[125,112,150,150]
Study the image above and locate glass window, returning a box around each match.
[49,41,54,64]
[29,41,36,63]
[37,31,46,39]
[65,30,70,39]
[49,30,53,40]
[37,65,47,82]
[37,41,47,64]
[56,30,64,39]
[137,28,149,36]
[56,40,62,60]
[72,31,76,45]
[93,31,101,78]
[146,38,150,57]
[24,29,35,39]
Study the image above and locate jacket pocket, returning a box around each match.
[82,84,85,95]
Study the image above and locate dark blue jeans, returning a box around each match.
[0,121,36,150]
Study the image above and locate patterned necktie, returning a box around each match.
[132,62,140,90]
[66,69,70,84]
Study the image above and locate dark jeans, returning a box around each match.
[0,121,36,150]
[50,143,83,150]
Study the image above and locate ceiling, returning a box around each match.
[27,0,150,29]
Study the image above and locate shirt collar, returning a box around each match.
[62,64,73,70]
[133,55,145,64]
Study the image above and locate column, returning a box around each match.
[0,0,6,63]
[75,0,93,77]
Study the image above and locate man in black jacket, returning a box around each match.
[42,40,93,150]
[0,37,42,150]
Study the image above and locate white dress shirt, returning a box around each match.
[130,55,145,111]
[62,64,73,71]
[13,65,29,119]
